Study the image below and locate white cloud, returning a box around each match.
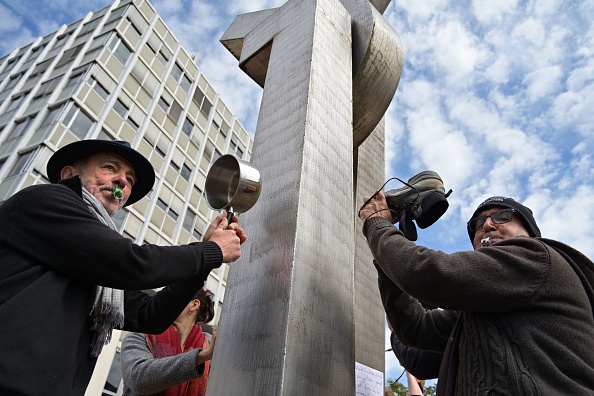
[531,185,594,257]
[472,0,519,25]
[523,65,562,101]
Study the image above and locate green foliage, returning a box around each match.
[386,377,408,396]
[386,377,436,396]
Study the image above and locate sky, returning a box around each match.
[2,0,594,390]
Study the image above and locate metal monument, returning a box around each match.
[206,0,403,393]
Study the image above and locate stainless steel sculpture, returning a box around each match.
[207,0,403,394]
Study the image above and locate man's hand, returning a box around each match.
[206,214,247,263]
[203,213,247,244]
[359,191,393,222]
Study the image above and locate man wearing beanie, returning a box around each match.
[359,193,594,395]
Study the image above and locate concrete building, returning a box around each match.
[0,0,253,393]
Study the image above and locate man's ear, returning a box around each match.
[60,165,78,180]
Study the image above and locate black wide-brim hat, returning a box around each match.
[47,140,155,206]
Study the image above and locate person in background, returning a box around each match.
[387,318,442,382]
[360,193,594,394]
[0,140,246,395]
[405,371,424,396]
[121,288,217,396]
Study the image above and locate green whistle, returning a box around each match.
[112,187,123,200]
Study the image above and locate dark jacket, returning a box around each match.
[363,216,594,395]
[0,179,223,395]
[390,332,442,380]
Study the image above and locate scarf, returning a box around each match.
[146,324,210,396]
[82,187,125,357]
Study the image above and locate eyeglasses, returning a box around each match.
[467,208,516,232]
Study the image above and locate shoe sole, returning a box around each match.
[384,171,445,209]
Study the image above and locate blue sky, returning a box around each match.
[2,0,594,389]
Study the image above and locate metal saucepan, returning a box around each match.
[204,154,261,224]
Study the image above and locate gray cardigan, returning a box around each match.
[363,216,594,395]
[120,331,205,396]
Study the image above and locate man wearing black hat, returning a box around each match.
[359,193,594,395]
[0,140,246,395]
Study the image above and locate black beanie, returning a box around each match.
[467,196,541,242]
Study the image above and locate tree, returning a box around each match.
[386,377,408,396]
[386,377,436,396]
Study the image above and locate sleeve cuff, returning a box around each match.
[362,216,392,238]
[200,240,224,272]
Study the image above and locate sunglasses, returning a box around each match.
[467,208,516,232]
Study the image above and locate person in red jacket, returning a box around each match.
[121,288,217,396]
[0,139,246,395]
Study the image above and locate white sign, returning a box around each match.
[355,362,384,396]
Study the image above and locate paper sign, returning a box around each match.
[355,361,384,396]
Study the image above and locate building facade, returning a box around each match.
[0,0,253,393]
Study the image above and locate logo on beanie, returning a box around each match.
[479,196,506,206]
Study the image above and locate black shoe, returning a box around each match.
[384,171,451,240]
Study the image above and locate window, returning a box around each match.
[230,135,245,158]
[52,32,72,51]
[82,32,112,65]
[126,15,144,37]
[7,116,36,141]
[170,159,192,182]
[55,44,84,68]
[211,118,229,138]
[180,163,192,181]
[4,73,23,91]
[171,63,192,92]
[29,58,52,80]
[192,88,212,117]
[102,4,129,32]
[89,77,110,100]
[62,104,95,139]
[3,56,22,75]
[6,91,30,113]
[156,197,178,220]
[107,34,133,66]
[7,150,36,177]
[101,342,123,395]
[113,98,141,130]
[77,18,102,39]
[146,33,171,67]
[144,128,170,159]
[182,208,203,240]
[113,99,128,118]
[130,61,158,96]
[181,117,194,137]
[66,72,86,89]
[158,95,182,124]
[112,208,127,231]
[39,106,63,128]
[31,77,61,103]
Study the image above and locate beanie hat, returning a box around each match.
[467,196,541,242]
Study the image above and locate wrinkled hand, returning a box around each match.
[202,213,226,242]
[359,191,392,222]
[203,213,247,244]
[207,214,247,263]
